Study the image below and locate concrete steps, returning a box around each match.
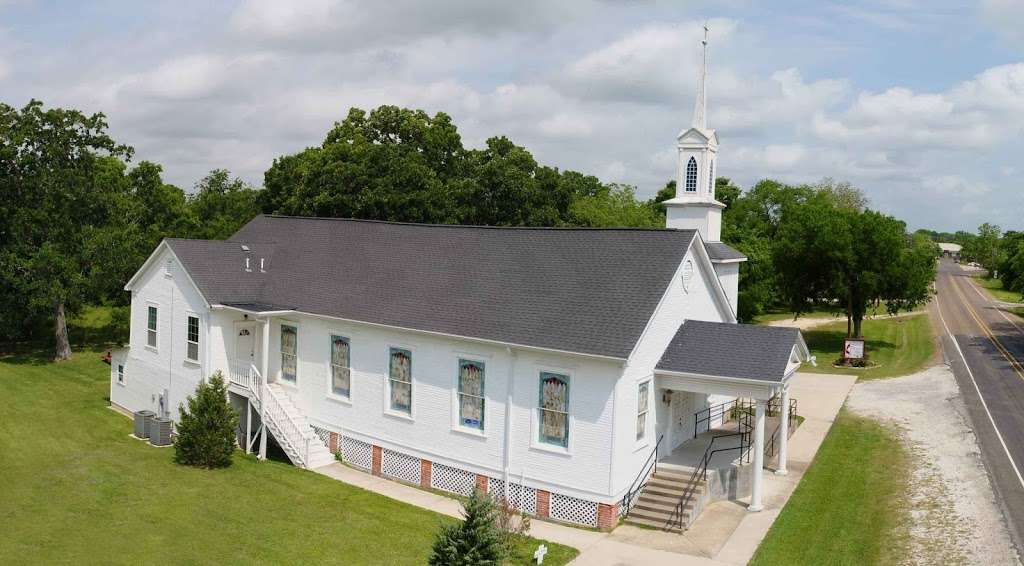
[624,469,706,533]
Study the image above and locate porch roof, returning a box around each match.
[656,320,810,383]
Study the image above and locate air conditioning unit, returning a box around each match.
[134,410,155,439]
[150,417,173,446]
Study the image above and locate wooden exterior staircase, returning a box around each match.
[227,362,335,469]
[625,467,708,533]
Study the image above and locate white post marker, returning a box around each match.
[534,544,547,565]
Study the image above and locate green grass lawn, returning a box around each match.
[750,305,843,325]
[800,314,934,380]
[0,350,577,565]
[750,409,910,565]
[975,277,1022,304]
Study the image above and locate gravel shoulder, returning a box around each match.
[847,364,1020,565]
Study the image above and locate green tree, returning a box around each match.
[569,183,660,227]
[774,196,934,337]
[174,372,240,468]
[188,169,261,239]
[0,100,132,359]
[962,223,1002,276]
[429,490,507,566]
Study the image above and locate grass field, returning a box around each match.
[0,349,576,565]
[750,409,910,565]
[976,277,1022,304]
[749,305,843,325]
[801,314,934,380]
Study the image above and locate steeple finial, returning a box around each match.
[692,22,709,130]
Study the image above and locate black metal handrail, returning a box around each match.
[621,434,663,518]
[668,405,754,531]
[764,398,798,458]
[693,398,742,438]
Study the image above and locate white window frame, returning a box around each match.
[145,303,159,351]
[636,380,651,444]
[384,345,415,421]
[531,366,573,455]
[452,357,487,435]
[185,313,201,364]
[279,323,299,385]
[116,363,125,386]
[326,333,352,403]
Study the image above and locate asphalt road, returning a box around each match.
[932,258,1024,554]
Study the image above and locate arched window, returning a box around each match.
[685,156,698,192]
[708,160,715,194]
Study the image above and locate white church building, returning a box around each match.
[111,34,811,532]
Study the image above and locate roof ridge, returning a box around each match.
[258,214,694,233]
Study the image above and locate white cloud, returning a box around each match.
[982,0,1024,46]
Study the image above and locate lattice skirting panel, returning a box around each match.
[381,448,421,485]
[431,462,477,496]
[311,425,332,451]
[340,436,373,471]
[320,435,600,527]
[551,492,598,527]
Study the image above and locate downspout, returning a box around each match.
[166,285,175,419]
[502,347,518,501]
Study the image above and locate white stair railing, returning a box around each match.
[225,362,313,467]
[262,384,312,466]
[227,361,261,401]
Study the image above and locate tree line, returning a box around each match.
[0,100,935,359]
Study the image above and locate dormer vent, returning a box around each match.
[245,256,252,272]
[260,258,266,273]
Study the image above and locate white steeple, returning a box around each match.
[692,24,708,131]
[664,22,725,242]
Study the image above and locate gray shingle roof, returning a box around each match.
[168,215,699,359]
[656,320,804,381]
[704,242,747,262]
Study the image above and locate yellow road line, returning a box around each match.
[949,274,1024,382]
[962,274,1024,337]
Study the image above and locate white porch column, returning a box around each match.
[258,317,271,461]
[749,398,766,512]
[775,386,790,476]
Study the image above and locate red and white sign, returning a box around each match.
[843,339,865,360]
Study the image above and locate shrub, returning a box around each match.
[429,490,507,565]
[174,372,239,468]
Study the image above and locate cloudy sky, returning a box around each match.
[1,0,1022,231]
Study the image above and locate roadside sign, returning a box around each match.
[843,339,865,360]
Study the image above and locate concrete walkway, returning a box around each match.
[312,371,856,565]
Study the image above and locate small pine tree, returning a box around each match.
[429,490,507,565]
[174,372,239,468]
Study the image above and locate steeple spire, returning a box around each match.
[692,23,709,130]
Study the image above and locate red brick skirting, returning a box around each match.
[597,502,619,531]
[536,490,550,518]
[475,474,488,493]
[328,432,339,453]
[371,445,382,476]
[420,459,432,489]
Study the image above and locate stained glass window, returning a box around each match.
[636,382,650,441]
[685,156,698,192]
[389,348,412,413]
[538,372,569,447]
[330,335,350,397]
[281,325,297,382]
[458,360,485,429]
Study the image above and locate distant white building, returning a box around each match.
[938,242,962,259]
[111,30,810,533]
